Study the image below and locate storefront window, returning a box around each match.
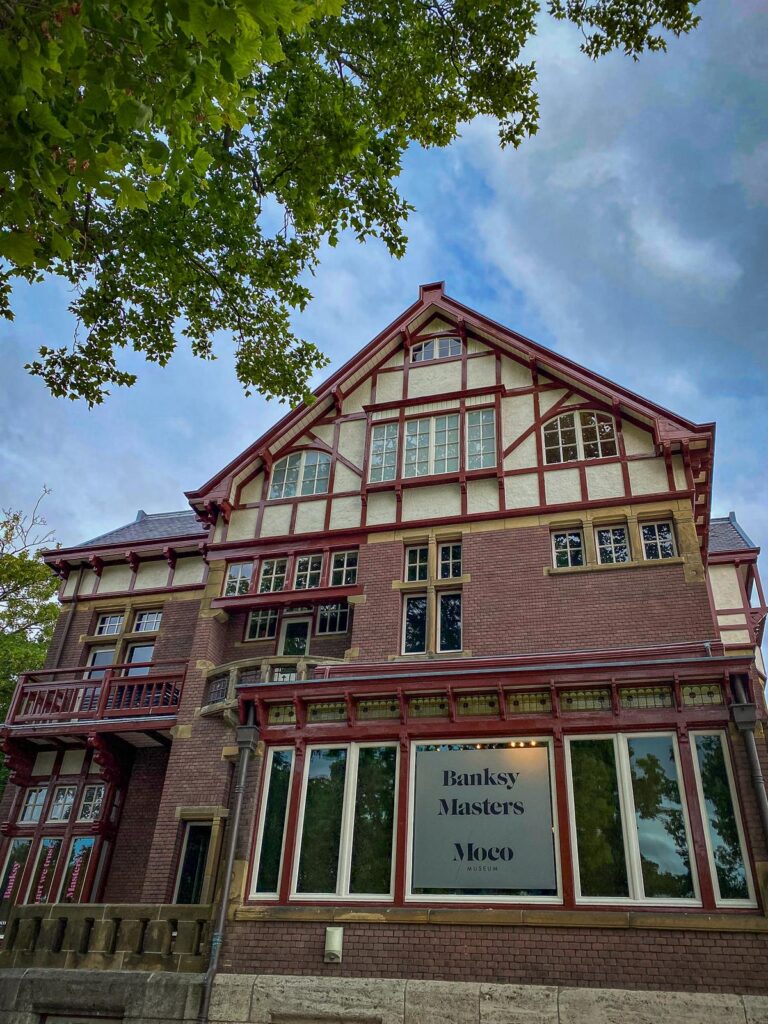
[349,746,397,895]
[255,750,294,896]
[59,836,96,903]
[26,837,63,904]
[0,838,32,935]
[570,739,629,898]
[296,748,348,894]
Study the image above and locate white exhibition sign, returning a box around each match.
[411,745,556,892]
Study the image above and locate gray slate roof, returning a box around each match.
[78,510,207,548]
[709,513,757,553]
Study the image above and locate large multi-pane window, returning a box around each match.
[294,554,323,590]
[331,550,358,586]
[259,558,288,593]
[19,787,47,824]
[48,786,77,823]
[224,562,253,596]
[567,734,698,903]
[544,411,617,464]
[403,414,461,478]
[317,603,349,634]
[411,336,461,361]
[247,608,279,641]
[78,784,105,823]
[369,423,398,483]
[466,409,496,469]
[433,415,461,475]
[269,451,331,499]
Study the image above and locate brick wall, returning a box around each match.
[153,600,202,662]
[220,612,351,665]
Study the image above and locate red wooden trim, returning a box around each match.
[364,384,503,415]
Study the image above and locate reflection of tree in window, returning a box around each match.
[404,596,427,653]
[349,747,397,894]
[628,737,693,899]
[256,751,293,894]
[695,735,749,900]
[570,740,629,897]
[297,749,347,893]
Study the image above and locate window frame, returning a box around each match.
[439,542,462,579]
[259,558,288,594]
[689,730,756,908]
[249,746,296,900]
[19,786,48,825]
[564,732,701,907]
[402,593,428,655]
[405,546,429,582]
[369,423,399,483]
[294,554,323,590]
[437,591,463,653]
[542,410,618,465]
[246,608,279,641]
[410,336,462,362]
[269,450,331,500]
[77,784,105,823]
[133,609,162,633]
[640,520,678,561]
[278,616,311,657]
[223,562,253,597]
[595,524,631,565]
[330,550,358,587]
[289,741,400,902]
[551,529,585,569]
[173,820,213,904]
[95,613,124,636]
[466,408,497,470]
[47,785,78,823]
[316,603,349,635]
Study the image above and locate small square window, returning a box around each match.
[405,547,428,582]
[439,543,462,579]
[259,559,288,593]
[552,530,584,568]
[596,526,630,564]
[641,521,677,560]
[95,613,123,636]
[48,785,77,822]
[134,609,162,632]
[295,554,323,590]
[78,784,105,822]
[331,550,358,586]
[19,787,47,824]
[317,603,349,634]
[247,609,279,640]
[224,563,253,596]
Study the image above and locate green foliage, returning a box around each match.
[0,492,60,792]
[0,0,701,405]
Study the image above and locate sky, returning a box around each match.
[1,2,766,570]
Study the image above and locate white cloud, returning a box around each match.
[629,209,742,293]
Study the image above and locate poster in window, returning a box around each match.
[59,836,96,903]
[27,837,63,904]
[412,745,557,894]
[0,837,32,934]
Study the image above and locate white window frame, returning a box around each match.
[369,423,399,483]
[77,783,105,823]
[249,746,296,900]
[640,520,677,561]
[411,336,462,362]
[133,609,162,633]
[402,593,427,655]
[246,608,279,641]
[466,408,496,470]
[689,730,756,908]
[551,529,585,569]
[279,616,311,656]
[294,554,323,590]
[403,413,461,478]
[316,603,349,635]
[95,613,123,636]
[269,450,331,499]
[259,558,288,593]
[330,550,358,586]
[405,546,428,582]
[564,732,701,907]
[290,742,399,902]
[405,737,561,904]
[19,786,48,824]
[437,591,462,653]
[595,525,631,565]
[543,410,618,465]
[224,562,253,597]
[48,785,78,823]
[439,542,462,579]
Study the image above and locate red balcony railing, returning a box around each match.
[4,661,186,728]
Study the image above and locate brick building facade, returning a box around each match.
[1,283,767,1022]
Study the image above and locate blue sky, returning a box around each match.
[1,2,766,567]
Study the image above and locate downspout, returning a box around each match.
[198,706,259,1024]
[731,675,768,848]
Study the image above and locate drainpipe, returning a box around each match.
[198,706,259,1024]
[731,675,768,848]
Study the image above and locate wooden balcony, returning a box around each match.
[4,661,186,736]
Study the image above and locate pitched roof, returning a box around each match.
[77,510,207,548]
[708,513,758,554]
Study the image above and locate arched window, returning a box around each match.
[269,450,331,499]
[543,411,618,465]
[411,336,462,362]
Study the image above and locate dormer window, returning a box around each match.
[411,336,461,362]
[543,411,617,465]
[269,450,331,499]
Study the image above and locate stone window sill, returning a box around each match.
[545,557,685,576]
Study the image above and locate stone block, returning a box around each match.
[12,968,147,1017]
[144,919,173,955]
[745,996,768,1024]
[116,918,146,953]
[404,980,479,1024]
[90,917,119,953]
[62,915,95,953]
[209,974,255,1022]
[250,974,405,1024]
[130,972,205,1021]
[15,917,41,952]
[479,983,559,1024]
[37,917,66,952]
[558,987,746,1024]
[174,919,201,955]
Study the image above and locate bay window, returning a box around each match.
[19,787,47,824]
[48,785,77,823]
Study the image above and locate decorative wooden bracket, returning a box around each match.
[163,546,177,571]
[89,555,104,577]
[125,550,140,574]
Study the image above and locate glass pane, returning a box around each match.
[297,749,347,893]
[570,740,629,897]
[282,621,309,656]
[439,594,462,651]
[694,735,750,900]
[1,838,32,932]
[627,736,694,899]
[349,747,397,894]
[256,751,294,894]
[27,837,63,904]
[126,643,154,676]
[176,824,212,904]
[59,836,96,903]
[404,596,427,653]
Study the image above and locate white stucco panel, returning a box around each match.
[259,503,292,537]
[226,507,259,542]
[366,491,397,526]
[501,357,533,389]
[305,423,334,447]
[466,337,491,355]
[173,557,205,586]
[402,483,461,521]
[79,573,96,596]
[295,499,327,534]
[408,360,461,399]
[330,496,363,531]
[333,462,361,494]
[62,574,78,598]
[628,457,668,495]
[342,378,372,414]
[504,434,537,471]
[374,370,402,404]
[505,473,540,508]
[98,564,132,593]
[467,478,499,515]
[239,471,264,503]
[32,751,56,777]
[501,394,535,450]
[622,420,655,455]
[539,389,569,416]
[672,455,687,491]
[467,355,496,390]
[586,463,625,501]
[708,564,743,609]
[544,467,581,505]
[338,420,366,469]
[61,749,85,775]
[381,350,404,369]
[135,560,169,590]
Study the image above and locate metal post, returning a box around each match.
[198,707,259,1024]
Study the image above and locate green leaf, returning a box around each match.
[0,231,38,266]
[192,147,213,175]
